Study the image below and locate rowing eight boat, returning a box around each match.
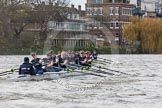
[6,68,110,82]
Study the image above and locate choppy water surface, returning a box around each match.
[0,55,162,108]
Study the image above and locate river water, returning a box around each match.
[0,55,162,108]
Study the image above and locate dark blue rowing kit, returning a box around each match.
[31,58,44,74]
[91,53,98,60]
[19,63,35,75]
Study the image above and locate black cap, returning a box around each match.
[24,57,29,63]
[68,50,74,54]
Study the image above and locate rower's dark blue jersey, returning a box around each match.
[67,57,75,64]
[52,56,59,67]
[79,56,86,65]
[43,58,52,65]
[57,55,61,61]
[86,57,92,64]
[74,55,80,64]
[31,58,42,69]
[19,63,35,75]
[58,57,68,68]
[92,53,98,60]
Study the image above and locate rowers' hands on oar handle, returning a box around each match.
[79,66,91,71]
[39,59,44,65]
[0,68,19,76]
[98,65,105,70]
[65,68,73,73]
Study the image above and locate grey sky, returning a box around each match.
[70,0,86,10]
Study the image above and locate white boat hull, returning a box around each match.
[7,70,90,82]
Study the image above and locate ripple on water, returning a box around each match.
[0,55,162,108]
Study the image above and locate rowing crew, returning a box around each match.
[19,50,98,75]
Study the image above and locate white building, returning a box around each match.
[130,0,157,12]
[158,0,162,13]
[129,0,162,17]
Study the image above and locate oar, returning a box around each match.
[96,59,111,64]
[65,65,105,77]
[94,65,130,75]
[73,70,106,77]
[98,57,113,62]
[92,61,107,65]
[0,69,18,76]
[91,67,115,75]
[76,65,115,76]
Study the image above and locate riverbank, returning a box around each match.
[0,46,128,55]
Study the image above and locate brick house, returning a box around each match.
[86,0,135,45]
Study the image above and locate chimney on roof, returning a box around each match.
[78,5,81,11]
[71,4,74,8]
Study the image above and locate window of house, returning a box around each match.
[110,22,114,29]
[115,33,119,41]
[115,22,119,29]
[87,8,92,15]
[96,7,103,15]
[110,7,114,15]
[115,7,119,15]
[74,14,79,19]
[91,0,103,4]
[122,9,124,15]
[130,9,132,16]
[93,8,97,15]
[70,14,72,18]
[110,0,115,3]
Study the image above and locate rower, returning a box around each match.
[43,52,62,72]
[67,50,75,65]
[42,52,53,72]
[50,50,62,72]
[74,51,80,64]
[31,52,44,74]
[85,51,93,66]
[91,50,98,60]
[57,51,61,60]
[49,50,59,67]
[58,51,68,68]
[79,51,87,66]
[19,57,36,75]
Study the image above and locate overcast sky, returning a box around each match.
[70,0,86,10]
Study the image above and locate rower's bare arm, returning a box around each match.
[55,58,59,63]
[61,60,68,66]
[88,59,92,62]
[39,59,43,64]
[82,59,87,64]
